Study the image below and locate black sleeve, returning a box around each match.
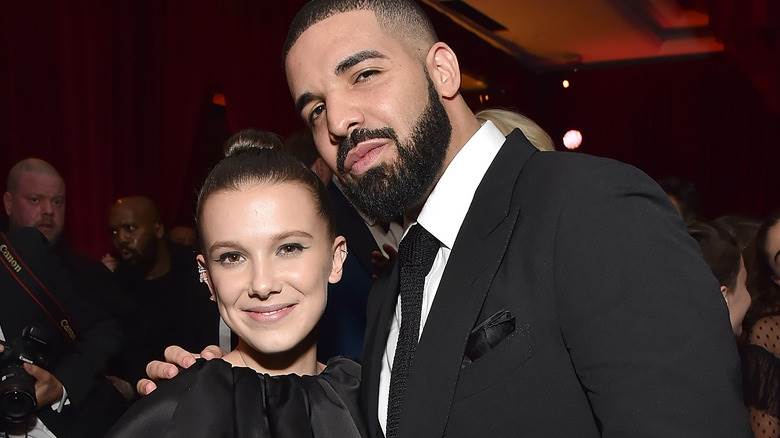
[553,160,751,437]
[48,251,125,407]
[106,363,201,438]
[53,295,124,407]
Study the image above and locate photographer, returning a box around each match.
[0,227,126,437]
[2,159,126,437]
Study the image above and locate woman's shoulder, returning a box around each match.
[107,359,260,438]
[748,315,780,358]
[319,356,361,380]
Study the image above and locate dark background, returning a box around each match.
[2,0,778,259]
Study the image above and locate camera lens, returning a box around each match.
[0,390,36,422]
[0,369,37,424]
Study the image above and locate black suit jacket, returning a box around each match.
[361,130,750,437]
[0,228,125,437]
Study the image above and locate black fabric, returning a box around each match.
[743,344,780,418]
[386,224,439,438]
[0,227,126,437]
[463,309,516,365]
[361,130,751,438]
[317,182,377,362]
[111,243,219,381]
[0,232,78,343]
[107,357,366,438]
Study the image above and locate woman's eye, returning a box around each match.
[277,243,305,256]
[215,252,244,265]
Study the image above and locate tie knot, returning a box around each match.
[398,224,439,270]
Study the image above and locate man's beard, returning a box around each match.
[337,74,452,224]
[116,239,157,275]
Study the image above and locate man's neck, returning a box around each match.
[404,112,482,222]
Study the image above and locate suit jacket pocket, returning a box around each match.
[454,321,534,400]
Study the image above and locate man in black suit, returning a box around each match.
[281,1,750,437]
[146,1,750,436]
[2,157,126,437]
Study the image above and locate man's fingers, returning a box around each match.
[383,244,397,258]
[163,345,197,368]
[200,345,225,360]
[22,362,44,379]
[136,378,157,396]
[145,360,179,381]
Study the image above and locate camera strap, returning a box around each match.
[0,232,77,343]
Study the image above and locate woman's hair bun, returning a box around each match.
[223,129,284,158]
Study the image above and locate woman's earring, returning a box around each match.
[198,265,208,284]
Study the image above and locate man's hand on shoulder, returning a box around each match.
[137,345,225,395]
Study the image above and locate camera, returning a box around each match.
[0,326,50,426]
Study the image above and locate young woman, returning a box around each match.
[108,129,365,438]
[742,213,780,438]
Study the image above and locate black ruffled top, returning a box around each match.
[108,357,366,438]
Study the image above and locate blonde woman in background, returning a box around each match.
[476,108,555,151]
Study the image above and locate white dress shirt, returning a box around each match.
[378,121,506,434]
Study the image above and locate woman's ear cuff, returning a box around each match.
[198,265,208,283]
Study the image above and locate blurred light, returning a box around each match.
[562,79,570,89]
[563,130,582,150]
[212,93,226,107]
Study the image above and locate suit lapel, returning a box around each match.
[397,130,537,438]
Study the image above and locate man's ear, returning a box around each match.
[425,42,461,99]
[155,222,165,239]
[196,254,216,300]
[329,236,348,284]
[720,285,729,305]
[3,192,12,216]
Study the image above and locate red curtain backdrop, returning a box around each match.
[1,0,305,258]
[1,1,777,259]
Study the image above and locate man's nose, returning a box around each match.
[117,230,131,244]
[40,200,54,215]
[326,92,364,141]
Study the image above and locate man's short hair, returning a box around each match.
[6,158,62,193]
[283,0,438,59]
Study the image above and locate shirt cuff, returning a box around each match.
[50,386,69,413]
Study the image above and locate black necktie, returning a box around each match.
[386,224,440,438]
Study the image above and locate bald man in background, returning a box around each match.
[107,196,222,381]
[3,158,66,244]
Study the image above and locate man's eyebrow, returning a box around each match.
[295,92,317,115]
[334,50,387,76]
[294,50,387,116]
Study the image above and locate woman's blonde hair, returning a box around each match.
[476,109,555,151]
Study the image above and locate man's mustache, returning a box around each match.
[337,127,398,174]
[115,245,139,257]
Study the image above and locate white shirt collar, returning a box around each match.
[415,121,506,249]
